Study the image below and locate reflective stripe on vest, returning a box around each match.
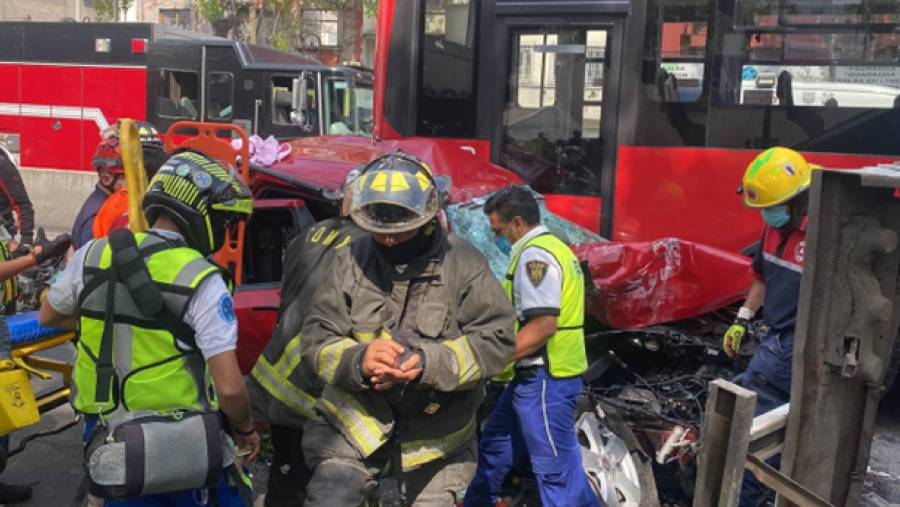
[499,232,587,379]
[0,240,15,309]
[72,232,220,416]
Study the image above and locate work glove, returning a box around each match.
[723,318,749,358]
[10,243,31,259]
[32,229,71,265]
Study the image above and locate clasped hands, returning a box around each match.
[361,337,423,391]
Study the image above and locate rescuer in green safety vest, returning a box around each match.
[466,186,599,507]
[298,151,515,506]
[247,169,365,507]
[40,151,260,506]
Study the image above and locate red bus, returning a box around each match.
[373,0,900,253]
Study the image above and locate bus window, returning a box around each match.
[418,0,478,137]
[271,75,318,131]
[644,0,708,103]
[207,72,234,121]
[157,69,199,119]
[709,0,900,154]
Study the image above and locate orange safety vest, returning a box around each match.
[92,189,130,238]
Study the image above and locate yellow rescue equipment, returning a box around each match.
[118,119,150,232]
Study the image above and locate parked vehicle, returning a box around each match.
[0,21,372,172]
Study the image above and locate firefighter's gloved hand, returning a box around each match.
[33,231,71,265]
[723,319,749,358]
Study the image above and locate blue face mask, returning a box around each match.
[761,206,790,228]
[494,235,512,255]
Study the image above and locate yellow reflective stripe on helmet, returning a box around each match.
[317,338,356,384]
[401,415,476,470]
[211,198,253,215]
[390,172,410,191]
[370,172,388,192]
[441,335,482,388]
[415,172,431,191]
[319,391,387,456]
[251,356,318,420]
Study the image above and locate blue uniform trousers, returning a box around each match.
[738,328,794,507]
[466,367,601,507]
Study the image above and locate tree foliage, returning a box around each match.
[94,0,134,21]
[196,0,252,37]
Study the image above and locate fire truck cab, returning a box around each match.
[0,22,373,172]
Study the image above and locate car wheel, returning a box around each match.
[577,405,660,507]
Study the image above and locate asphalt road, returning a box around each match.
[3,343,900,506]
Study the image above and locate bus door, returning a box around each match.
[493,17,625,234]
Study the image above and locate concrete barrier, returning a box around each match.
[19,168,97,237]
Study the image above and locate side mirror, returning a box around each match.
[291,73,312,131]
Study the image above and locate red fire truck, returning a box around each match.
[0,21,372,172]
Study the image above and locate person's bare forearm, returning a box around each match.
[743,279,766,314]
[0,255,36,282]
[207,352,253,431]
[39,299,78,330]
[512,315,557,360]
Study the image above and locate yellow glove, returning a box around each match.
[723,319,749,358]
[0,359,15,371]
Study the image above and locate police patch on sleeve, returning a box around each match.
[526,260,549,288]
[218,295,237,324]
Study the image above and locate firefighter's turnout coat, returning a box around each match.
[300,226,516,470]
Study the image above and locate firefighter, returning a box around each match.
[299,151,515,506]
[0,230,70,504]
[465,186,599,507]
[91,121,167,238]
[0,147,35,250]
[247,169,366,506]
[723,147,812,507]
[40,151,260,506]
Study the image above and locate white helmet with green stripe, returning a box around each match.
[143,151,253,255]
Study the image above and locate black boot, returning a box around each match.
[265,462,306,507]
[0,482,33,504]
[265,425,310,507]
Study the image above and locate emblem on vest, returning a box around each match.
[526,260,548,288]
[795,241,805,263]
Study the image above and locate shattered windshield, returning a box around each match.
[324,78,374,136]
[447,188,605,279]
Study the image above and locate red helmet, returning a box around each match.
[91,136,124,175]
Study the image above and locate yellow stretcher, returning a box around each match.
[0,313,75,435]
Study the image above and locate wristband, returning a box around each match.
[234,422,256,436]
[737,306,755,321]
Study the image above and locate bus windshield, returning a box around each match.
[323,78,374,136]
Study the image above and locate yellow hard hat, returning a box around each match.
[740,147,817,208]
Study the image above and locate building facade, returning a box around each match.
[0,0,96,21]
